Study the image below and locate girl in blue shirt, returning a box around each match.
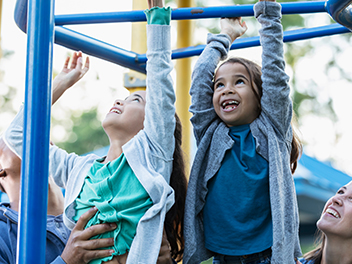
[184,0,302,263]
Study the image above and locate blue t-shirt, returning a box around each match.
[299,258,314,264]
[203,124,272,256]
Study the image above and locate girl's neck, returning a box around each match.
[322,237,352,264]
[103,140,124,163]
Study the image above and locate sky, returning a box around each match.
[1,0,352,175]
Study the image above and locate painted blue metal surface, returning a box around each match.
[55,26,145,73]
[326,0,352,30]
[17,0,55,263]
[53,2,327,25]
[14,0,352,74]
[138,23,350,63]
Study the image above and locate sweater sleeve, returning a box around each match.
[143,22,176,177]
[189,33,232,145]
[2,104,82,189]
[2,105,25,159]
[255,1,293,138]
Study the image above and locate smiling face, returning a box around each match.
[317,181,352,240]
[102,90,146,140]
[212,62,260,127]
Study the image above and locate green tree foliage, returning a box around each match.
[53,107,109,155]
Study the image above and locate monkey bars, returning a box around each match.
[14,0,352,74]
[13,0,352,263]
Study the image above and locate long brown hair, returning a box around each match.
[302,230,325,263]
[165,113,187,262]
[216,57,302,174]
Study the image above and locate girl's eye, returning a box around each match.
[215,82,224,89]
[337,189,344,194]
[132,98,140,102]
[235,79,245,85]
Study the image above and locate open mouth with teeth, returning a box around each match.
[222,100,239,110]
[325,208,340,218]
[110,108,121,114]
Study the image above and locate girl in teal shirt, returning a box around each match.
[49,1,185,263]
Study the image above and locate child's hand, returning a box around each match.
[220,17,247,43]
[147,0,164,9]
[52,51,89,104]
[53,51,89,91]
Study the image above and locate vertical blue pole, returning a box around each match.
[17,0,55,262]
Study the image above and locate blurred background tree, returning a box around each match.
[51,107,109,155]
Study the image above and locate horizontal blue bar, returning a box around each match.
[136,23,351,63]
[54,2,327,26]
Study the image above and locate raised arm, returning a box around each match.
[52,51,89,104]
[255,0,292,137]
[143,2,176,171]
[189,18,246,144]
[3,52,89,159]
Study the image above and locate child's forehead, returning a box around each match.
[126,90,146,100]
[215,62,249,78]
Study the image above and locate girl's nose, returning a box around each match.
[331,195,343,206]
[114,99,123,106]
[222,85,234,96]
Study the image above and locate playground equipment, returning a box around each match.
[12,0,352,263]
[15,1,352,74]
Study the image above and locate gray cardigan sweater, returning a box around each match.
[184,2,302,264]
[4,25,175,264]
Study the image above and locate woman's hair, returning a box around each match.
[302,230,325,263]
[216,57,302,174]
[0,183,5,194]
[165,113,188,262]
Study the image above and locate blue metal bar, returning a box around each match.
[13,0,352,74]
[18,0,54,263]
[326,0,352,30]
[55,26,145,73]
[54,2,327,26]
[136,23,351,63]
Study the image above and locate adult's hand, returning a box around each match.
[61,207,116,264]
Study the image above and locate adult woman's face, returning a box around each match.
[317,181,352,239]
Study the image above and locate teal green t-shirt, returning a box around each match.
[74,153,153,263]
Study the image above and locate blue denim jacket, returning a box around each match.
[0,203,70,264]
